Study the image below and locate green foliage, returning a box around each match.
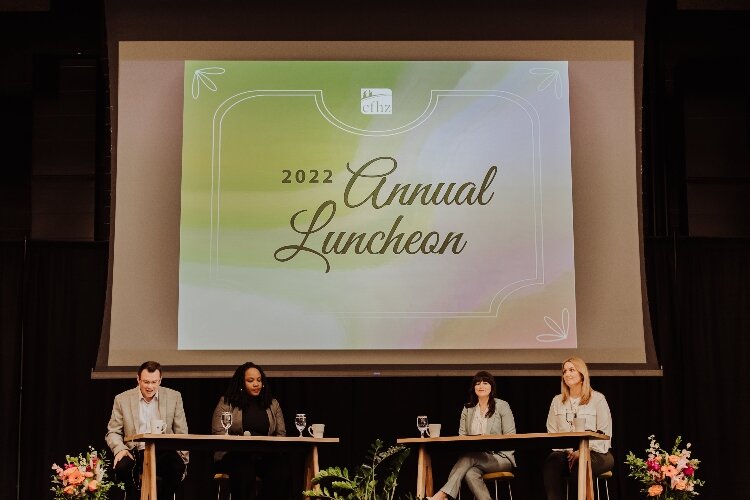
[303,439,419,500]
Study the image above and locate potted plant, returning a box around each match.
[303,439,418,500]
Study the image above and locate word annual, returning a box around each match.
[274,157,498,273]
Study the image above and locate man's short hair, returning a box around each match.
[138,361,162,378]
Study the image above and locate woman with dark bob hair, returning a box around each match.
[211,362,287,499]
[429,371,516,500]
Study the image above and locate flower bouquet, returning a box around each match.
[50,447,123,499]
[625,435,704,499]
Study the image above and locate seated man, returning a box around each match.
[105,361,188,498]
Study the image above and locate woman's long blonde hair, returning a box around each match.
[560,356,592,405]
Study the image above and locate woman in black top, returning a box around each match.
[211,362,286,499]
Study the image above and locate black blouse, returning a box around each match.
[242,396,270,436]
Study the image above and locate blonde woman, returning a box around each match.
[543,357,613,500]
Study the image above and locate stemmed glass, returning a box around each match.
[565,411,576,432]
[220,411,232,435]
[417,415,429,438]
[295,414,307,437]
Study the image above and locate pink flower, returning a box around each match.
[648,484,663,496]
[87,480,99,492]
[683,465,695,476]
[84,471,94,478]
[647,459,661,472]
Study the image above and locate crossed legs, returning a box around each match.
[431,452,513,500]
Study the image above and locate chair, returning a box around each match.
[457,471,514,500]
[565,470,612,500]
[214,472,231,500]
[214,472,263,499]
[483,471,514,500]
[595,470,612,500]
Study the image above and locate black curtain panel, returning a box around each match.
[0,242,24,499]
[667,238,750,498]
[16,242,109,500]
[4,238,750,498]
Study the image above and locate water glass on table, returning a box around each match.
[295,413,307,437]
[417,415,429,438]
[220,411,232,435]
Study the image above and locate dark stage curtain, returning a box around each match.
[16,242,110,500]
[3,238,749,498]
[646,237,750,499]
[0,242,24,499]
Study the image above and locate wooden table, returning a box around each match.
[397,432,609,500]
[124,433,339,500]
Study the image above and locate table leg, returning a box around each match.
[577,438,594,500]
[416,443,427,498]
[425,452,433,497]
[141,443,157,500]
[304,444,320,492]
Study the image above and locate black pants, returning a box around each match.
[113,449,185,499]
[216,452,291,500]
[542,450,614,500]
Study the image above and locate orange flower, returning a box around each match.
[62,485,77,495]
[87,479,99,492]
[661,465,677,477]
[648,484,663,496]
[84,471,94,478]
[669,454,680,464]
[65,468,85,485]
[674,480,687,490]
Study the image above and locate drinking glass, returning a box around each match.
[417,415,429,438]
[295,414,307,437]
[220,411,232,435]
[565,411,576,431]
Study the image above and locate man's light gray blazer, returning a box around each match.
[105,386,189,463]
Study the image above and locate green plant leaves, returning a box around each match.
[303,439,412,500]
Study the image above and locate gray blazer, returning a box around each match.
[211,397,286,461]
[105,386,189,463]
[458,398,516,467]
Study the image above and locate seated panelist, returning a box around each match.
[211,362,287,500]
[429,371,516,500]
[543,356,614,500]
[105,361,188,499]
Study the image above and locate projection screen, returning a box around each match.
[97,41,656,376]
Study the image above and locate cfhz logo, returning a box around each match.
[361,88,392,115]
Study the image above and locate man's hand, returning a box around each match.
[114,449,133,467]
[566,450,579,470]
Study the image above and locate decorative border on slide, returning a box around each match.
[206,89,545,319]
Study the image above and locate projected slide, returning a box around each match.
[179,60,575,350]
